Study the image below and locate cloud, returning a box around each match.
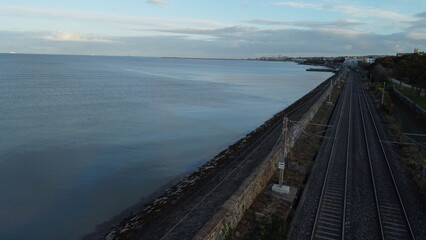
[1,27,425,58]
[147,0,170,5]
[244,19,364,28]
[407,28,426,40]
[0,6,227,30]
[403,11,426,40]
[130,25,403,53]
[141,23,369,42]
[239,4,250,7]
[410,12,426,28]
[273,2,417,21]
[273,2,318,9]
[41,31,113,43]
[133,26,260,41]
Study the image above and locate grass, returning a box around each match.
[396,86,426,109]
[249,215,288,240]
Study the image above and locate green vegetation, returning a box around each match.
[374,54,426,96]
[248,215,287,240]
[357,59,370,70]
[398,87,426,109]
[372,84,394,114]
[302,57,345,67]
[368,78,426,193]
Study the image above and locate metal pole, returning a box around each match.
[328,79,332,102]
[279,116,288,187]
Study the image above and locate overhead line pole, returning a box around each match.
[279,116,288,188]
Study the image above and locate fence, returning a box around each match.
[392,86,426,119]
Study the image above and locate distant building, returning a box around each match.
[343,57,375,67]
[364,58,376,64]
[397,53,411,57]
[397,48,424,57]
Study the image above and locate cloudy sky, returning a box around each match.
[1,0,425,57]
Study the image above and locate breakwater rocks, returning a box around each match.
[306,68,337,73]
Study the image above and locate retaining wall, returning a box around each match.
[193,73,343,240]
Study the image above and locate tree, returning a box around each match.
[375,54,426,96]
[372,64,388,82]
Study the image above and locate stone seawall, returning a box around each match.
[193,73,342,240]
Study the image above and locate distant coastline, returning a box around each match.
[162,56,257,61]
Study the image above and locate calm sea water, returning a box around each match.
[0,54,332,239]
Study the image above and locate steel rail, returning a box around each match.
[310,73,351,240]
[341,71,352,239]
[358,73,415,240]
[356,73,385,239]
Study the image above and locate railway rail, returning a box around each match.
[289,70,419,240]
[310,70,352,240]
[356,73,415,240]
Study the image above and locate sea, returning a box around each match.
[0,54,332,239]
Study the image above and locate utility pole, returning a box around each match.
[278,116,288,188]
[272,115,297,198]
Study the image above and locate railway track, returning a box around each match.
[310,71,352,240]
[356,73,415,240]
[289,70,420,240]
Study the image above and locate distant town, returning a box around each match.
[252,48,424,69]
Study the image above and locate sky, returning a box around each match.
[1,0,426,57]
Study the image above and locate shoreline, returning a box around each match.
[162,56,293,62]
